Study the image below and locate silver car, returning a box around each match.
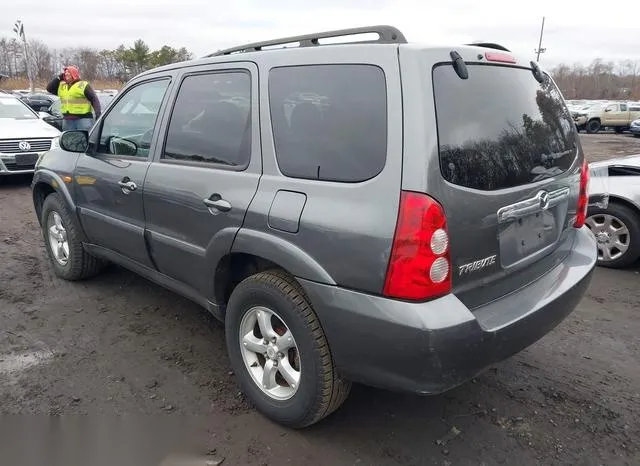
[587,155,640,267]
[0,92,61,176]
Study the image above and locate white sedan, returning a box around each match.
[0,92,61,176]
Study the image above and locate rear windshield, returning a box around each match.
[433,64,576,191]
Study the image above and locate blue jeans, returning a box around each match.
[62,118,94,132]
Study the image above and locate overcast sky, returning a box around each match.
[4,0,639,68]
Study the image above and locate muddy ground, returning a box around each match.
[1,133,639,466]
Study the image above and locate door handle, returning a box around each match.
[118,180,137,193]
[203,196,232,212]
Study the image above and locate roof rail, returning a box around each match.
[206,25,407,57]
[466,42,511,52]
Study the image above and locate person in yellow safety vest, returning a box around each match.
[46,65,101,132]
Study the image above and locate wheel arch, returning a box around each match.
[588,194,640,217]
[32,170,88,242]
[32,170,74,223]
[212,229,336,317]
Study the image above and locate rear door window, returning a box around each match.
[163,71,251,168]
[433,64,577,191]
[269,64,387,183]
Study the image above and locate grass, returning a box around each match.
[1,77,124,92]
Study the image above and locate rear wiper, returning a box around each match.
[450,51,468,80]
[530,61,545,83]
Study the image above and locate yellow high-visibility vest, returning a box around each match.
[58,80,92,115]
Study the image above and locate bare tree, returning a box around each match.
[29,38,52,79]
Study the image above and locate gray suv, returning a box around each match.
[31,26,597,428]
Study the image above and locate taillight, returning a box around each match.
[383,191,451,301]
[574,160,590,228]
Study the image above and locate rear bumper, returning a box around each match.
[299,227,597,395]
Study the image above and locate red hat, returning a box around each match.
[64,66,80,82]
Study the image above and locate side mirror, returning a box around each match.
[605,108,613,112]
[59,130,89,153]
[38,111,52,119]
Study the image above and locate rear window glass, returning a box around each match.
[269,64,387,183]
[433,64,576,191]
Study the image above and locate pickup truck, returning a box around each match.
[578,101,640,134]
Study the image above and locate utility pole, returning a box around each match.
[13,20,34,92]
[535,16,546,62]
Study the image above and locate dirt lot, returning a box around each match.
[1,133,639,465]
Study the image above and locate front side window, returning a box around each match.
[98,79,170,158]
[269,64,387,183]
[163,71,251,167]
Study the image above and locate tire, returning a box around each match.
[585,202,640,269]
[586,119,601,134]
[614,127,623,134]
[225,270,351,428]
[41,192,105,280]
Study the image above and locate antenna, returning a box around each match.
[535,17,546,62]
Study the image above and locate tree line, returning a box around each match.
[551,59,640,101]
[0,37,193,84]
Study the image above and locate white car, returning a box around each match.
[0,92,61,176]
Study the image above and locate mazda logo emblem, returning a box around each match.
[537,191,550,210]
[18,141,31,151]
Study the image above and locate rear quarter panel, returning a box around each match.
[237,45,404,294]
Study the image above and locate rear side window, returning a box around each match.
[269,64,387,183]
[163,71,251,167]
[433,64,577,191]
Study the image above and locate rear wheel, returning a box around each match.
[225,270,351,428]
[586,119,601,134]
[585,202,640,268]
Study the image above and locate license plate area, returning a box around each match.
[15,153,38,166]
[499,207,562,267]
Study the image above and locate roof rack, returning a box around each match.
[206,25,407,57]
[466,42,511,52]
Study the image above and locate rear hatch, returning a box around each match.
[428,51,583,309]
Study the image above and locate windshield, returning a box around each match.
[0,97,37,119]
[433,64,576,191]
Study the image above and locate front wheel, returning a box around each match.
[41,193,105,280]
[586,119,601,134]
[225,270,351,428]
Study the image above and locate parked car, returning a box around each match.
[582,101,640,134]
[42,93,115,131]
[586,155,640,267]
[31,25,597,428]
[20,93,58,112]
[572,102,606,132]
[631,118,640,137]
[0,92,61,176]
